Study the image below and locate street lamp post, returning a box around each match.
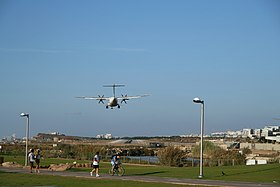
[193,97,204,178]
[20,113,29,166]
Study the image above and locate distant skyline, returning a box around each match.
[1,0,280,138]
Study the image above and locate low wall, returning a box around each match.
[240,143,280,151]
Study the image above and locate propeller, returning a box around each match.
[121,94,128,104]
[98,95,105,104]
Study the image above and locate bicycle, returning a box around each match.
[109,164,125,176]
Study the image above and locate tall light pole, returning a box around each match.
[193,97,204,178]
[20,113,29,166]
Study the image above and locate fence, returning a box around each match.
[103,156,160,165]
[105,156,244,167]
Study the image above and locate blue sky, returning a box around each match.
[1,0,280,138]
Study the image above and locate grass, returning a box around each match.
[82,162,280,183]
[0,171,185,187]
[1,154,280,184]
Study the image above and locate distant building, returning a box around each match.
[242,129,253,138]
[210,130,242,138]
[96,134,112,139]
[254,129,262,138]
[265,135,280,143]
[261,126,280,143]
[261,128,273,137]
[210,125,280,144]
[211,132,226,137]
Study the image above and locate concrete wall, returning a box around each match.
[240,142,280,151]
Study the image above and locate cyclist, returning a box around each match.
[110,154,121,175]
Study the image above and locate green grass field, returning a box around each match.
[0,171,186,187]
[1,154,280,186]
[72,162,280,183]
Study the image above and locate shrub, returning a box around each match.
[192,141,246,166]
[157,146,184,167]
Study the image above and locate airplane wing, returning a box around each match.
[76,96,110,100]
[117,94,149,99]
[76,96,110,104]
[117,94,149,103]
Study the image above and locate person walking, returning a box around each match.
[90,152,100,177]
[35,149,41,173]
[28,149,35,173]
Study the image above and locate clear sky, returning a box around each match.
[1,0,279,138]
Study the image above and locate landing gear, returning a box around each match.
[105,105,120,109]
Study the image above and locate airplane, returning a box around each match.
[76,84,149,109]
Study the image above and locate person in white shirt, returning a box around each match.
[28,149,35,173]
[90,152,100,177]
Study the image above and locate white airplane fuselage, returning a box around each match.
[107,97,119,108]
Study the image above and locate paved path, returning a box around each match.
[0,167,279,187]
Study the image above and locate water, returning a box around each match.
[126,156,159,164]
[124,156,200,165]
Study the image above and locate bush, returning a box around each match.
[157,146,184,167]
[192,141,221,158]
[192,141,246,166]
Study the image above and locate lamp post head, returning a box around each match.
[20,113,29,117]
[193,97,204,104]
